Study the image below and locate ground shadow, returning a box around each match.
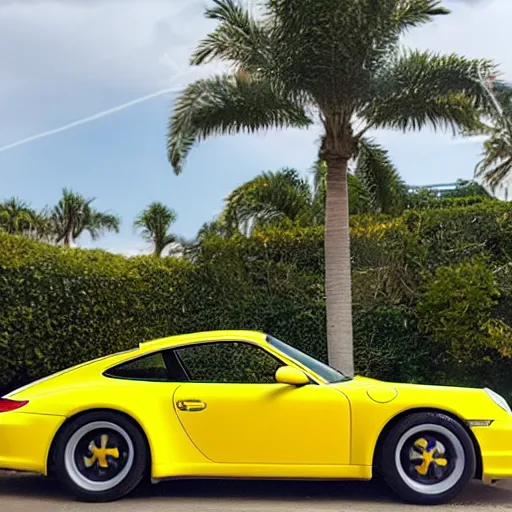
[1,471,511,507]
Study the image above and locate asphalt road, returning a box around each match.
[2,471,512,511]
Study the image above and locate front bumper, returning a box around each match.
[472,418,512,482]
[0,411,65,475]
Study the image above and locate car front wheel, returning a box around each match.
[377,412,476,505]
[53,411,148,502]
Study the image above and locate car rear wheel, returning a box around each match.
[53,411,148,502]
[377,412,476,505]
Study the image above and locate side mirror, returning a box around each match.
[275,366,310,386]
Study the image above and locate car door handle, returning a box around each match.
[176,400,207,412]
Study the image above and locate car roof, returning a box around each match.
[137,330,267,354]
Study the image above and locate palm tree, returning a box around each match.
[24,207,57,243]
[51,188,120,247]
[166,0,496,376]
[222,162,399,235]
[134,202,178,257]
[473,81,512,191]
[0,198,59,243]
[0,198,35,235]
[225,168,317,234]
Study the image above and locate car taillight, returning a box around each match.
[0,398,29,413]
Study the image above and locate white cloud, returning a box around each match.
[406,0,512,75]
[0,0,209,93]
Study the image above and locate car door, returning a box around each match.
[172,341,351,465]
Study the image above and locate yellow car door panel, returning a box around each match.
[173,382,351,465]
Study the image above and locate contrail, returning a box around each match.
[0,87,178,154]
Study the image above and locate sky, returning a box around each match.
[0,0,510,255]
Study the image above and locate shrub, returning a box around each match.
[3,200,512,398]
[417,258,512,396]
[0,233,417,393]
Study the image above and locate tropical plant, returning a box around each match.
[134,202,179,257]
[0,197,55,242]
[405,179,493,210]
[224,168,317,235]
[473,81,512,192]
[166,0,496,375]
[0,198,36,235]
[354,140,408,215]
[51,188,120,247]
[24,207,57,243]
[312,147,408,218]
[197,216,235,241]
[442,179,491,198]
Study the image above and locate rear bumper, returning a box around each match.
[472,418,512,481]
[0,411,65,475]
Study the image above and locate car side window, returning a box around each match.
[175,342,283,384]
[105,352,171,382]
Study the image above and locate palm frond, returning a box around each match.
[191,0,271,70]
[477,156,512,191]
[167,74,312,174]
[87,212,121,240]
[476,132,512,189]
[0,197,35,235]
[363,50,496,133]
[394,0,449,31]
[355,138,408,215]
[224,168,314,235]
[470,79,512,190]
[197,216,236,241]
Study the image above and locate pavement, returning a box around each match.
[1,471,512,511]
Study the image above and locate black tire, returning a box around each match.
[377,412,476,506]
[53,411,148,502]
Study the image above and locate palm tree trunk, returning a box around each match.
[154,241,163,257]
[325,155,354,377]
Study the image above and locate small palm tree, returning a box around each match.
[51,188,120,247]
[225,168,316,234]
[0,199,59,242]
[167,0,496,375]
[0,198,34,235]
[134,202,178,257]
[222,163,400,234]
[25,207,57,243]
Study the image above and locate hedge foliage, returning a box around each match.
[3,201,512,398]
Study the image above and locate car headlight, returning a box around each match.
[485,388,512,414]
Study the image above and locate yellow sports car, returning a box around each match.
[1,330,512,505]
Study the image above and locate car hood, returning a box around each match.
[329,375,510,421]
[333,375,495,395]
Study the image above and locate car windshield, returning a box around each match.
[267,335,350,384]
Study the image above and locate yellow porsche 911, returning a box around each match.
[1,330,512,505]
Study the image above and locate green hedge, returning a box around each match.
[0,233,330,394]
[2,201,512,398]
